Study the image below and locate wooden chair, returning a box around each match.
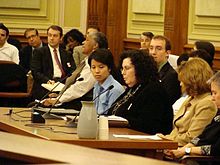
[0,61,33,107]
[180,155,220,165]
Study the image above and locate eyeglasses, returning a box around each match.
[120,66,134,73]
[26,34,37,40]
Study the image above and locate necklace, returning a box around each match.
[112,84,141,115]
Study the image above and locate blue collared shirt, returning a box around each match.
[93,75,125,115]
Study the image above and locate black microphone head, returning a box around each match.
[108,85,114,90]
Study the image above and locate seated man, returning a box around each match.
[20,28,47,73]
[43,32,108,110]
[0,23,19,64]
[149,35,181,105]
[31,25,76,101]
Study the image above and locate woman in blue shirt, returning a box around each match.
[88,48,125,115]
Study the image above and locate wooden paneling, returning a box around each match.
[87,0,128,65]
[164,0,189,55]
[87,0,108,34]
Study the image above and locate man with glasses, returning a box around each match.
[19,28,47,73]
[149,35,181,105]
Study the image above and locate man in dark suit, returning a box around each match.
[19,28,47,73]
[31,25,76,100]
[149,35,181,105]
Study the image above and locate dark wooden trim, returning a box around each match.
[164,0,189,55]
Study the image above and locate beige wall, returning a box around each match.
[188,0,220,46]
[127,0,165,38]
[0,0,87,34]
[127,0,220,46]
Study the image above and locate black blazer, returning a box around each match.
[19,43,47,73]
[108,81,173,135]
[31,45,76,100]
[159,62,181,104]
[193,110,220,156]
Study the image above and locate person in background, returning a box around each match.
[194,41,215,68]
[158,58,217,146]
[88,48,125,115]
[73,26,100,67]
[190,49,213,68]
[43,32,108,110]
[62,29,85,54]
[20,28,46,73]
[149,35,181,105]
[0,23,19,64]
[164,71,220,160]
[108,49,173,135]
[31,25,75,100]
[140,31,154,51]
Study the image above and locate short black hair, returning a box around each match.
[194,41,215,60]
[152,35,171,51]
[0,23,9,36]
[63,29,85,45]
[190,49,213,67]
[142,32,154,40]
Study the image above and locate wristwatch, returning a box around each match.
[185,147,191,155]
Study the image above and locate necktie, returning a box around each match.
[53,48,66,78]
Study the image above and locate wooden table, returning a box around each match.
[0,107,178,159]
[0,131,180,164]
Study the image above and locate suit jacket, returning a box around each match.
[31,45,76,100]
[72,45,87,67]
[108,81,173,135]
[191,110,220,156]
[19,43,47,73]
[159,61,181,104]
[165,93,217,146]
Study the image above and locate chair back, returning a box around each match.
[0,60,26,92]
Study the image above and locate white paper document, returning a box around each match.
[107,115,128,122]
[113,134,162,140]
[41,82,65,92]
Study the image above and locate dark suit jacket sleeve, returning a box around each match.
[19,46,32,73]
[31,48,50,84]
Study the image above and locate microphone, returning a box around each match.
[93,85,114,101]
[42,77,84,119]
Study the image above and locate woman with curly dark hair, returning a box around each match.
[108,49,173,134]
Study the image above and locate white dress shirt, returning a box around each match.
[0,42,19,64]
[59,57,96,103]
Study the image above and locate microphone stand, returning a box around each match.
[65,112,79,127]
[42,77,84,119]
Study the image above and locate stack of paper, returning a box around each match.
[113,134,162,140]
[41,82,65,92]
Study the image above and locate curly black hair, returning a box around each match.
[119,49,159,84]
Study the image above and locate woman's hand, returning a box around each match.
[171,147,186,159]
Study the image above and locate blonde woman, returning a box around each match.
[158,58,217,146]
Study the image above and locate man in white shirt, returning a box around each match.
[0,23,19,64]
[43,32,108,110]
